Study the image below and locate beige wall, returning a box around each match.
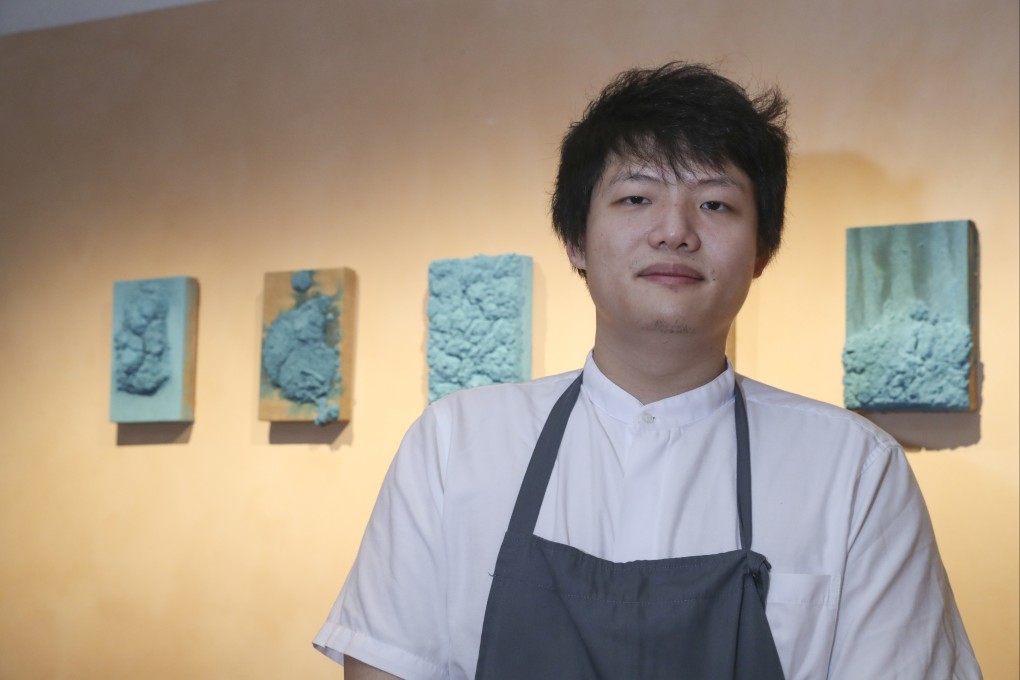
[1,0,1016,677]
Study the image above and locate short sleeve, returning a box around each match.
[827,443,981,679]
[313,406,451,680]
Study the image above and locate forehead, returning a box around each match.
[598,154,752,190]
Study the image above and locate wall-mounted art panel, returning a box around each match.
[427,254,532,402]
[110,276,199,422]
[843,220,978,411]
[259,268,356,425]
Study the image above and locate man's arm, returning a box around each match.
[311,406,450,678]
[827,443,980,678]
[344,655,402,680]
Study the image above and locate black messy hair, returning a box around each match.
[551,62,789,273]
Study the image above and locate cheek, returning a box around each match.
[717,231,759,267]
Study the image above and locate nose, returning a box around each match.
[648,202,700,251]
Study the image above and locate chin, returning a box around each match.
[647,318,696,334]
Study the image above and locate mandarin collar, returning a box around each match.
[580,352,735,429]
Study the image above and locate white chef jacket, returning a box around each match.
[314,355,980,680]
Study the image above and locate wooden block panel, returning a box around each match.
[109,276,199,423]
[258,268,356,424]
[843,220,978,411]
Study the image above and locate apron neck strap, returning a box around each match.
[733,380,753,553]
[506,374,583,534]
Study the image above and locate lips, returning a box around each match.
[637,262,704,284]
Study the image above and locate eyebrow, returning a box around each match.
[689,175,742,189]
[606,168,664,186]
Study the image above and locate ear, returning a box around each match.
[566,242,587,271]
[752,253,768,278]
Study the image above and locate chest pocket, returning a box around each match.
[765,573,841,680]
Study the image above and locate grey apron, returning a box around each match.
[475,374,786,679]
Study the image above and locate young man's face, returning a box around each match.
[568,155,765,346]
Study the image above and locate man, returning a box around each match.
[314,63,981,679]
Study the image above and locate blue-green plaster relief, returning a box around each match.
[261,271,343,425]
[843,221,976,411]
[109,276,195,422]
[427,254,532,402]
[114,281,171,395]
[290,270,315,293]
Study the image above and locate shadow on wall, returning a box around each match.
[115,413,353,447]
[268,421,351,447]
[785,151,927,279]
[788,152,981,451]
[116,422,193,445]
[864,404,981,451]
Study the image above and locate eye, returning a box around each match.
[701,200,726,211]
[621,196,651,205]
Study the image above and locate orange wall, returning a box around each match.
[0,1,1016,677]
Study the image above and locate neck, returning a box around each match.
[590,326,729,404]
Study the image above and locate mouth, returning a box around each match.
[637,263,704,285]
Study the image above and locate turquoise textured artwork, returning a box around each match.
[259,268,356,425]
[843,220,978,411]
[109,276,199,422]
[427,254,532,402]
